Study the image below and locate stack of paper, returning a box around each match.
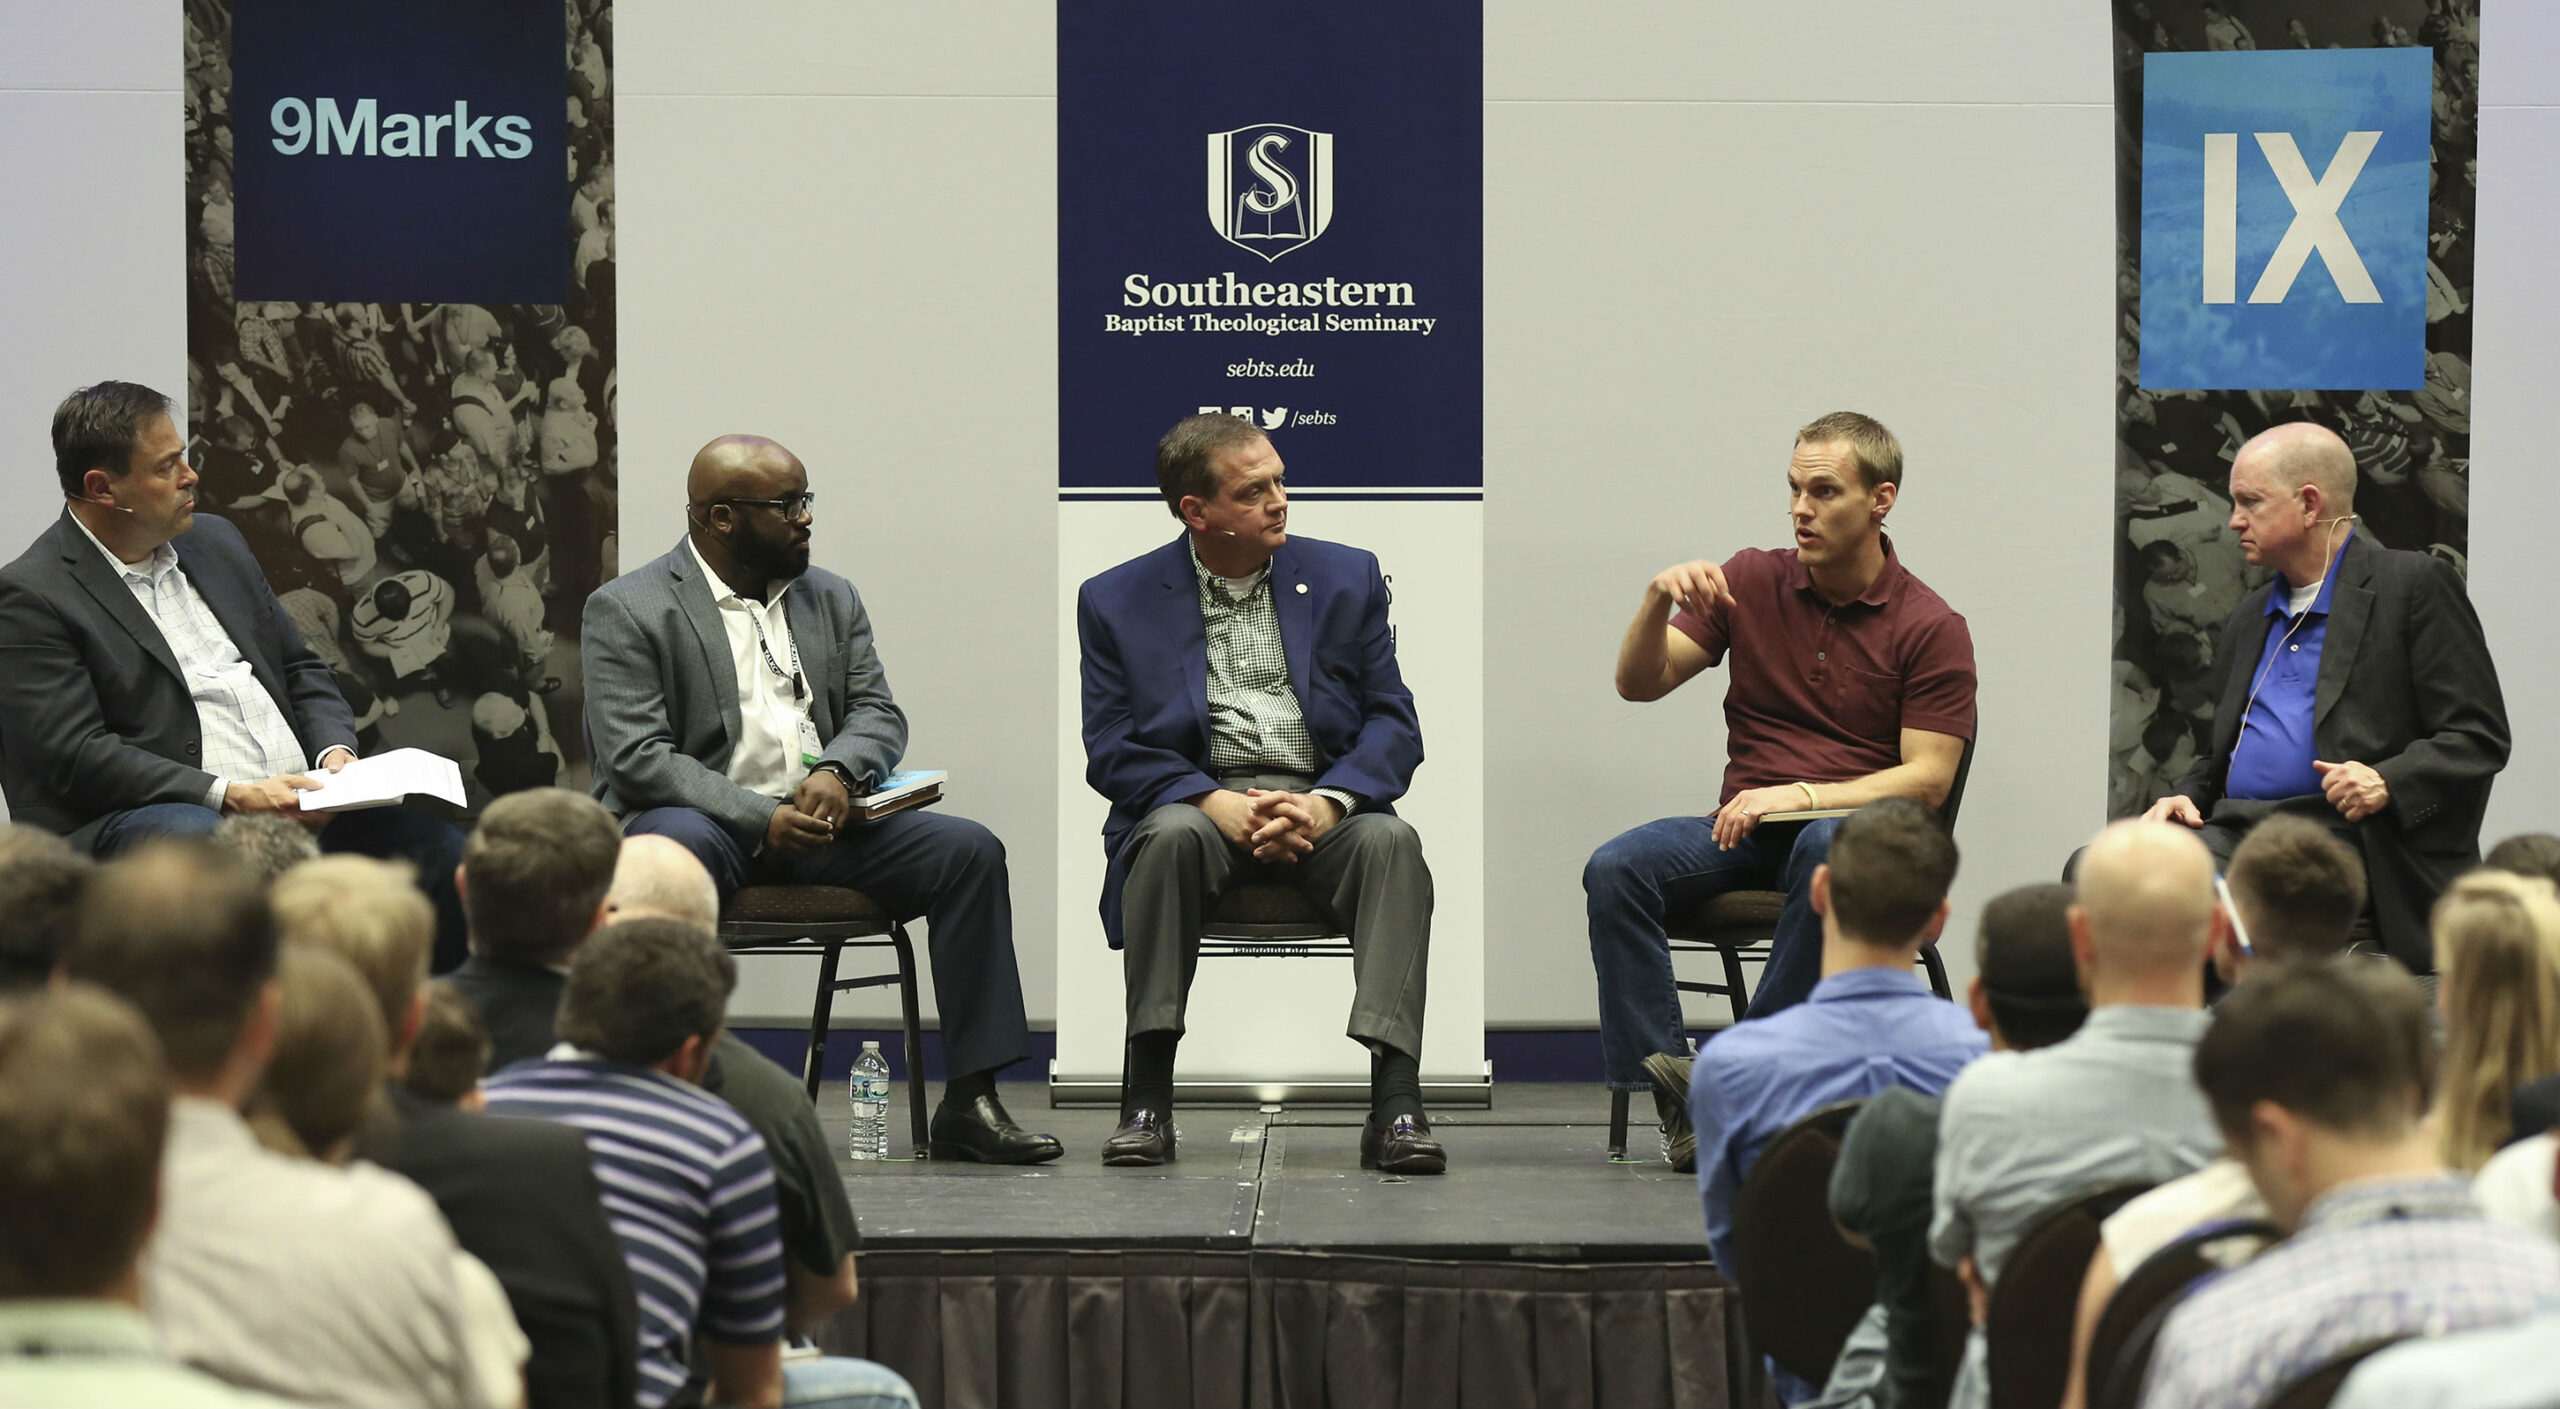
[297,748,469,812]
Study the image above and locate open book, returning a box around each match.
[854,769,946,822]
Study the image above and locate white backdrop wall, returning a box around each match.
[6,0,2554,1035]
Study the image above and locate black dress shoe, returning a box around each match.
[1102,1108,1177,1166]
[1360,1112,1448,1175]
[927,1093,1064,1165]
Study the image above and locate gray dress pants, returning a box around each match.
[1118,777,1432,1057]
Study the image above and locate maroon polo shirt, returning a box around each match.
[1670,540,1976,805]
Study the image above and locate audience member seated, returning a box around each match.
[2473,1124,2558,1240]
[2215,813,2369,975]
[210,812,321,890]
[2486,837,2560,1138]
[2431,871,2560,1174]
[1931,820,2224,1409]
[1824,882,2088,1409]
[608,835,866,1335]
[2330,1310,2560,1409]
[2483,831,2560,890]
[278,855,642,1409]
[251,942,530,1409]
[2060,815,2368,1407]
[445,788,624,1069]
[1677,800,1984,1402]
[405,979,495,1108]
[0,825,92,991]
[482,920,919,1409]
[2139,959,2560,1409]
[0,985,295,1406]
[61,841,495,1406]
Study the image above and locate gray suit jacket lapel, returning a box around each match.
[55,516,183,686]
[784,581,833,736]
[665,540,746,747]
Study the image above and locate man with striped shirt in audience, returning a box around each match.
[482,919,915,1409]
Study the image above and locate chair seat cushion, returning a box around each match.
[1209,882,1332,927]
[1667,888,1788,939]
[722,885,892,926]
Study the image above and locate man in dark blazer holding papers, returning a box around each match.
[1078,413,1442,1173]
[582,432,1055,1164]
[0,381,465,962]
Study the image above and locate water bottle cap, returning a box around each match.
[860,1040,881,1052]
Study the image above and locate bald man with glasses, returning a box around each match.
[582,435,1060,1164]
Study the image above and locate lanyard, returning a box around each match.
[744,603,806,702]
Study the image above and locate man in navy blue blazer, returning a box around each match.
[1077,413,1442,1172]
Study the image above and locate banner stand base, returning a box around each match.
[1047,1061,1494,1109]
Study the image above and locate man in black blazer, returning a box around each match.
[368,1087,643,1409]
[0,382,465,962]
[2139,422,2508,971]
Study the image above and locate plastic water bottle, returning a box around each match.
[847,1042,891,1161]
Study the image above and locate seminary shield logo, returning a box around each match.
[2139,49,2432,390]
[1207,124,1334,262]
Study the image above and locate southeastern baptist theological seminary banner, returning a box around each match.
[1057,2,1483,499]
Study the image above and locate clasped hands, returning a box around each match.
[1198,788,1342,863]
[766,769,854,858]
[220,746,356,831]
[2144,759,2389,828]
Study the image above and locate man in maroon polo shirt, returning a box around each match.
[1587,411,1977,1169]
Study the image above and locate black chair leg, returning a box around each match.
[1608,1088,1631,1159]
[1719,944,1754,1025]
[1919,942,1951,1000]
[801,937,845,1103]
[890,924,929,1157]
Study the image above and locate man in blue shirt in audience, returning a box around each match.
[1689,798,1987,1402]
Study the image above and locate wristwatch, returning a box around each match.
[810,760,859,792]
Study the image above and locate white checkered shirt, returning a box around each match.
[1193,544,1317,777]
[2140,1174,2560,1409]
[74,517,315,809]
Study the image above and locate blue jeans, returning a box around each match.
[91,801,469,970]
[778,1354,918,1409]
[1584,814,1842,1089]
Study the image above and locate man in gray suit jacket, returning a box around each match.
[0,382,466,962]
[583,434,1057,1163]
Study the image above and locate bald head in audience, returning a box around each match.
[604,834,720,935]
[2071,820,2223,1007]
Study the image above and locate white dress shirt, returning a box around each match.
[71,515,320,809]
[688,537,811,801]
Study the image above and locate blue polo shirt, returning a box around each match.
[2227,532,2350,801]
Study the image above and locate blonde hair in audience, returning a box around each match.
[2433,871,2560,1172]
[252,943,389,1162]
[270,856,431,1042]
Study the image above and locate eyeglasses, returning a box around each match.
[700,492,816,521]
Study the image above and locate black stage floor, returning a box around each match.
[822,1083,1710,1262]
